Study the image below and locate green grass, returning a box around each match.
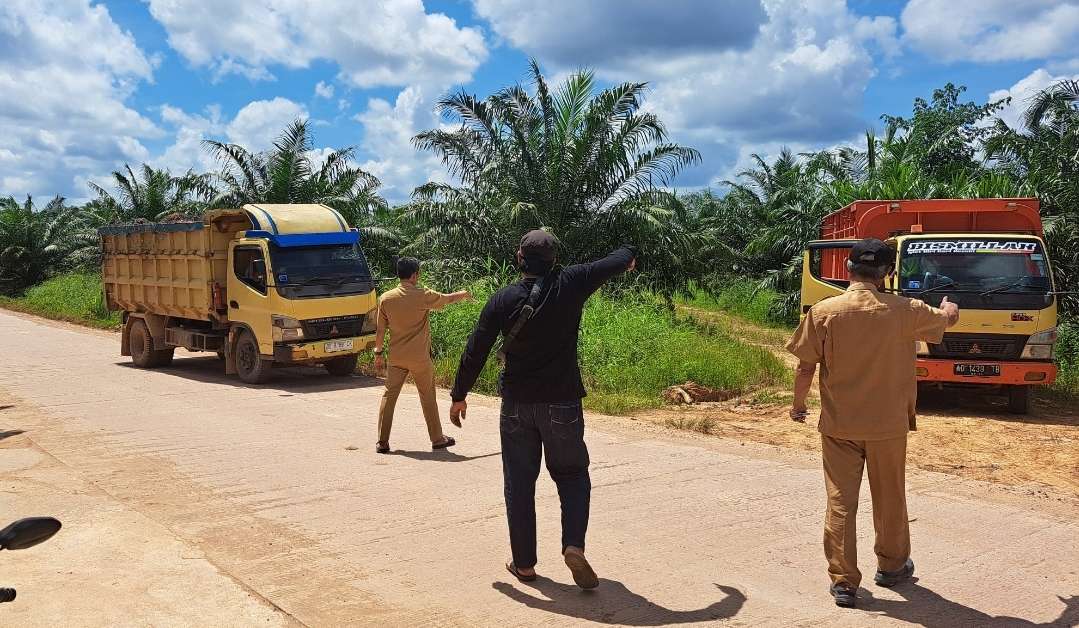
[679,279,790,329]
[1051,319,1079,398]
[427,280,788,414]
[0,272,119,328]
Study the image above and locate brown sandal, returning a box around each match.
[432,436,455,450]
[506,561,536,582]
[375,442,390,454]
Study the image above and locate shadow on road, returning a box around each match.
[861,580,1079,627]
[390,450,501,463]
[115,356,382,394]
[493,578,746,625]
[0,429,26,441]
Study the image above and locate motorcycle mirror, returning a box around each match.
[0,517,61,551]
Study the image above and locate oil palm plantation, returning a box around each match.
[408,60,701,295]
[0,196,96,295]
[87,164,212,224]
[204,119,386,217]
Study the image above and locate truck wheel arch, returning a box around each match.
[225,323,261,375]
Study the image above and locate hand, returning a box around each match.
[449,400,467,427]
[790,404,809,423]
[940,295,960,325]
[627,257,637,272]
[373,353,385,373]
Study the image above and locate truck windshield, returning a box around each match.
[269,243,375,299]
[899,238,1053,309]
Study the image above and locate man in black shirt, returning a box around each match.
[449,230,635,589]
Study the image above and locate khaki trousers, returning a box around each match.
[377,360,444,444]
[821,434,910,588]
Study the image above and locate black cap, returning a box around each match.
[520,229,558,262]
[849,238,896,267]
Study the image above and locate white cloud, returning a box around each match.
[224,97,308,152]
[145,0,488,88]
[477,0,896,186]
[0,0,158,200]
[354,85,447,202]
[314,80,335,99]
[988,68,1079,130]
[901,0,1079,63]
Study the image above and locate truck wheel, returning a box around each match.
[1007,385,1030,414]
[235,330,271,384]
[129,319,174,368]
[324,355,358,377]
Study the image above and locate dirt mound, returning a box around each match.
[663,381,735,405]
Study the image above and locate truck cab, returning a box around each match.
[799,199,1059,413]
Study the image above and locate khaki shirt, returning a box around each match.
[786,282,950,440]
[378,283,454,368]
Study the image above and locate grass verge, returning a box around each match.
[425,280,788,415]
[678,279,790,328]
[0,273,119,329]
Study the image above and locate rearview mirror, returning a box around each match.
[0,517,61,551]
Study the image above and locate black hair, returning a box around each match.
[520,254,554,276]
[848,261,892,281]
[396,256,420,279]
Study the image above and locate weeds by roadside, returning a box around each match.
[663,415,718,435]
[0,273,119,328]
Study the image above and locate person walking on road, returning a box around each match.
[374,257,470,454]
[786,238,960,609]
[448,230,636,590]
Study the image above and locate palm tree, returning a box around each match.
[986,79,1079,314]
[87,164,212,224]
[0,196,96,295]
[203,119,387,217]
[408,59,701,296]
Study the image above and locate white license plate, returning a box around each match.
[324,339,354,353]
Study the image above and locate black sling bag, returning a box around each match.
[496,272,551,364]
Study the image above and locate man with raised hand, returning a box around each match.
[448,230,635,590]
[374,256,470,454]
[787,238,959,609]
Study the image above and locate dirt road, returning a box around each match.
[680,307,1079,499]
[0,309,1076,627]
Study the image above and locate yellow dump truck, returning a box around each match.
[100,204,378,383]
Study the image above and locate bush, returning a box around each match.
[681,278,792,328]
[1054,318,1079,396]
[0,272,119,328]
[427,281,788,414]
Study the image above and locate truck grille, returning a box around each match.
[301,315,365,341]
[928,333,1027,360]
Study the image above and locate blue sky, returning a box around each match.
[3,1,1078,204]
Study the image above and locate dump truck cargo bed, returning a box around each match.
[100,211,251,322]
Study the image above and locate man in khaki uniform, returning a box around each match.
[374,257,470,454]
[786,238,959,608]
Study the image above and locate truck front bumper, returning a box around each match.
[274,334,376,363]
[916,358,1057,386]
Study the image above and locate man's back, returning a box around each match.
[378,283,453,367]
[450,247,635,404]
[787,282,949,440]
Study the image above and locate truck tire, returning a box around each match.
[324,355,358,377]
[129,319,175,368]
[235,330,272,384]
[1007,385,1030,414]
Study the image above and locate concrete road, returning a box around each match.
[0,309,1076,627]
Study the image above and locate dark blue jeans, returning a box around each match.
[500,399,590,569]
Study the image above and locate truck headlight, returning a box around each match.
[915,341,930,356]
[1021,327,1056,360]
[272,316,304,342]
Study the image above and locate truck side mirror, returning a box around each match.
[249,259,267,290]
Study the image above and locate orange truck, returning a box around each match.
[799,198,1059,413]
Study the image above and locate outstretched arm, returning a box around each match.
[567,246,637,297]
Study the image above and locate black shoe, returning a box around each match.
[375,442,390,454]
[830,583,857,608]
[432,436,455,450]
[875,558,914,588]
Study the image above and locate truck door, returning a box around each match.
[227,242,274,355]
[799,240,858,315]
